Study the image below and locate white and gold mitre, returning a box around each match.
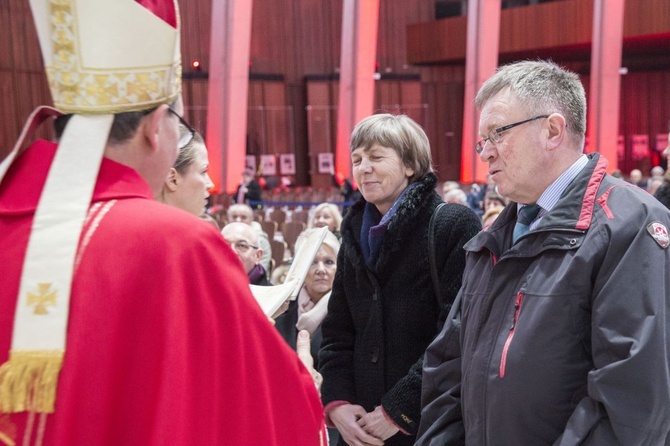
[32,0,182,114]
[0,0,183,416]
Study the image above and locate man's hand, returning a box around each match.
[329,404,385,446]
[296,330,322,393]
[358,406,399,441]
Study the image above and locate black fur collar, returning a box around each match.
[341,173,439,269]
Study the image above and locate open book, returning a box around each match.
[250,226,329,317]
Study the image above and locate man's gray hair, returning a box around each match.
[475,60,586,145]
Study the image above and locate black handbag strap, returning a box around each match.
[428,203,446,308]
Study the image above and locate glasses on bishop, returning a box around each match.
[167,106,196,149]
[475,115,550,154]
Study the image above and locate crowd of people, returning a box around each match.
[1,2,669,445]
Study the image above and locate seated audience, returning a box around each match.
[443,188,468,205]
[441,181,460,196]
[158,126,213,217]
[200,213,221,230]
[481,206,504,231]
[227,203,272,273]
[650,165,665,180]
[466,174,496,215]
[271,263,291,285]
[483,191,507,211]
[310,202,343,238]
[222,222,272,286]
[648,177,663,196]
[654,140,670,209]
[628,168,647,188]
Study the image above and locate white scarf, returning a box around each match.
[295,287,330,336]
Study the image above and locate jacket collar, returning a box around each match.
[341,173,439,272]
[467,153,608,255]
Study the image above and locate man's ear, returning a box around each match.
[255,247,264,264]
[546,113,567,151]
[143,104,170,153]
[165,167,179,192]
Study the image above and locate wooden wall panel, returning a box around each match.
[263,82,290,155]
[623,0,670,36]
[292,0,342,75]
[246,82,266,158]
[180,0,212,72]
[619,71,670,173]
[0,5,14,70]
[409,0,669,65]
[0,72,18,152]
[420,65,466,182]
[183,78,209,134]
[377,1,433,71]
[306,82,337,188]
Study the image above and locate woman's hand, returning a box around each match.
[330,404,385,446]
[358,406,399,441]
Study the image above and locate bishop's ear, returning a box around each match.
[143,104,170,152]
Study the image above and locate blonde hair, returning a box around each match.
[310,203,343,232]
[173,124,205,174]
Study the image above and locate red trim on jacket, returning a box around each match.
[576,156,608,230]
[499,292,524,378]
[597,184,639,220]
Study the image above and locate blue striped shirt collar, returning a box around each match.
[518,154,589,228]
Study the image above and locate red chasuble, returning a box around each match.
[0,140,326,445]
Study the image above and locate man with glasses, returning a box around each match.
[227,203,274,273]
[222,222,272,286]
[418,60,670,445]
[0,1,325,445]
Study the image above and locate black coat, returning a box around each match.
[655,182,670,210]
[318,173,481,446]
[274,299,323,369]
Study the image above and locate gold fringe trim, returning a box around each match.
[0,350,64,414]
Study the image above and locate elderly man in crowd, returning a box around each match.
[418,60,670,445]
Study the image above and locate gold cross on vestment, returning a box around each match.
[27,283,58,315]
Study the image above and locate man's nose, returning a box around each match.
[479,141,495,162]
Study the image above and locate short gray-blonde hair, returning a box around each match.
[475,60,586,146]
[310,203,343,232]
[350,113,434,182]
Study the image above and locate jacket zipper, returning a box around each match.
[499,291,524,378]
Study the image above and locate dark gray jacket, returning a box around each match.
[418,153,670,445]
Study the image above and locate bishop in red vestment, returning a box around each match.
[0,140,326,445]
